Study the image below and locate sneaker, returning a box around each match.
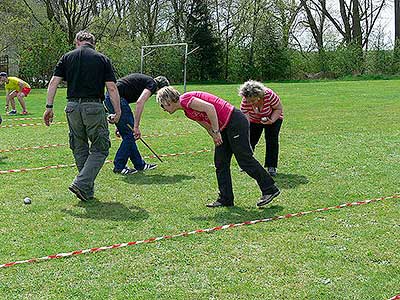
[268,167,277,177]
[7,110,17,116]
[68,184,89,202]
[113,167,138,175]
[257,188,280,207]
[21,111,28,115]
[140,163,157,171]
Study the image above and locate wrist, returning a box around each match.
[211,128,220,134]
[46,104,53,109]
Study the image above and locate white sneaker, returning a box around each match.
[140,163,157,171]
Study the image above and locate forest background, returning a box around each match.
[1,0,400,86]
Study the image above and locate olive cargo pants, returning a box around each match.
[65,101,110,198]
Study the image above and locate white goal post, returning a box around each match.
[140,43,199,92]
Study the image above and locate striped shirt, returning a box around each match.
[240,88,283,124]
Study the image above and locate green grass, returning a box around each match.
[0,80,399,299]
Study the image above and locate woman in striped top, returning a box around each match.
[239,80,283,176]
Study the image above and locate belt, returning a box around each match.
[68,97,103,103]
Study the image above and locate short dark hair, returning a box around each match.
[0,72,7,77]
[154,76,170,90]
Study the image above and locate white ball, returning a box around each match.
[261,117,268,122]
[24,197,32,205]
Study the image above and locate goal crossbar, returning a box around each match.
[140,43,189,92]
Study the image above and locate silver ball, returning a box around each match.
[24,197,32,205]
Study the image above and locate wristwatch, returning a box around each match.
[46,104,53,108]
[211,129,220,134]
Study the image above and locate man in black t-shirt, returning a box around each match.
[104,73,169,174]
[44,31,121,201]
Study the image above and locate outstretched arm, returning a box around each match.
[133,88,153,139]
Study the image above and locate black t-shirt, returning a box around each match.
[117,73,157,103]
[53,44,116,99]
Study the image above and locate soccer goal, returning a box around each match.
[140,43,199,92]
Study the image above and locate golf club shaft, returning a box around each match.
[126,124,163,162]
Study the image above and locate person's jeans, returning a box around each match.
[214,109,276,205]
[104,94,145,171]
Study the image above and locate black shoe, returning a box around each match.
[206,200,234,208]
[257,189,280,207]
[268,167,277,177]
[68,184,89,202]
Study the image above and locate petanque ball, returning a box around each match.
[24,197,32,205]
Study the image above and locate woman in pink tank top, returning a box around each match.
[156,86,280,208]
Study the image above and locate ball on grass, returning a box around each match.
[23,197,32,205]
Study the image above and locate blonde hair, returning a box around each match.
[156,86,181,106]
[238,80,266,98]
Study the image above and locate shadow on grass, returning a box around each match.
[0,155,8,164]
[122,173,195,185]
[191,205,284,224]
[62,200,149,222]
[274,173,309,189]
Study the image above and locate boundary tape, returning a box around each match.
[0,195,398,269]
[2,117,47,122]
[390,296,400,300]
[0,132,191,154]
[0,121,67,128]
[0,149,211,174]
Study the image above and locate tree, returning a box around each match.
[185,0,223,80]
[298,0,327,71]
[396,0,400,40]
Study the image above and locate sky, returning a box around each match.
[380,1,395,42]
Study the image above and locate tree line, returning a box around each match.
[0,0,399,87]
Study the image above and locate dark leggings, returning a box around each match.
[249,119,283,168]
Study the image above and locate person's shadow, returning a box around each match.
[273,173,309,189]
[122,173,195,185]
[191,205,284,225]
[62,200,149,222]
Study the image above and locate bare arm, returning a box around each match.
[43,76,62,126]
[188,98,223,146]
[266,102,283,124]
[105,81,121,124]
[133,88,153,139]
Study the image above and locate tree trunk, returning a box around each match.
[395,0,400,40]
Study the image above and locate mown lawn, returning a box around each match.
[0,80,399,299]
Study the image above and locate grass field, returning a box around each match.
[0,80,399,299]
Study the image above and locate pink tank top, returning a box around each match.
[179,91,234,131]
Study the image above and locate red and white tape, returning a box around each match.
[0,149,211,174]
[0,143,66,153]
[390,295,400,300]
[2,117,47,122]
[0,195,398,269]
[0,132,191,153]
[0,121,67,128]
